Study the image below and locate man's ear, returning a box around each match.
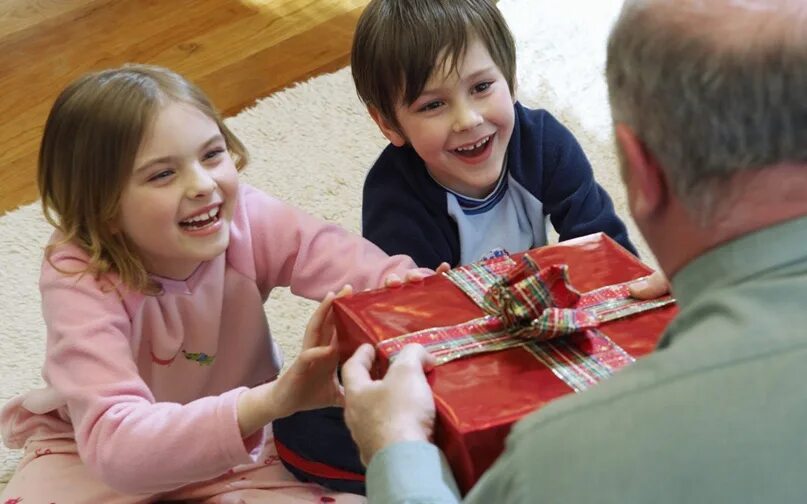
[614,123,668,220]
[367,106,406,147]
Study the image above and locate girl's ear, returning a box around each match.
[106,215,121,235]
[367,106,407,147]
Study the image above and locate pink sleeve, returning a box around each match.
[40,253,260,494]
[239,185,430,299]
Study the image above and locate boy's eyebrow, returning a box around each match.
[463,66,498,82]
[134,134,225,173]
[418,66,499,97]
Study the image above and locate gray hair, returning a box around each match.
[606,0,807,216]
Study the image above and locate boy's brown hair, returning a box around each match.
[39,64,248,294]
[351,0,516,130]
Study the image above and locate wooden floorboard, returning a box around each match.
[0,0,367,214]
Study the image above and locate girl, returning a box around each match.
[0,64,427,503]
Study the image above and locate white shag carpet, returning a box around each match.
[0,0,650,487]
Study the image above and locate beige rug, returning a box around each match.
[0,0,649,487]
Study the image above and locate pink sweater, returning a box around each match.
[0,184,418,494]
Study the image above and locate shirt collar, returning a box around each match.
[671,214,807,311]
[430,154,510,213]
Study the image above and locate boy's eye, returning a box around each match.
[203,148,225,161]
[418,100,444,112]
[473,81,493,94]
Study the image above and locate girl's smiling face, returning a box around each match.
[117,101,239,280]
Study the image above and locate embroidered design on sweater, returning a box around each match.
[182,350,216,366]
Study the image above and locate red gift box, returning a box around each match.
[334,233,677,494]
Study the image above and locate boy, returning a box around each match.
[355,0,635,269]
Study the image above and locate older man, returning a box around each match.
[340,0,807,502]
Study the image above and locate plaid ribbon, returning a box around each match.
[376,255,674,392]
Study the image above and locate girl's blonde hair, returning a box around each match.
[39,64,249,294]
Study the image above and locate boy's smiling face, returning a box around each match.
[372,37,516,199]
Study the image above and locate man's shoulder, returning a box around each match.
[515,300,807,431]
[509,347,680,438]
[501,300,807,497]
[498,326,807,502]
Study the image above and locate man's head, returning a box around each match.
[606,0,807,276]
[351,0,518,198]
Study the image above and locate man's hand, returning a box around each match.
[342,343,437,465]
[629,270,670,299]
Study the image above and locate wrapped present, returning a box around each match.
[333,233,677,494]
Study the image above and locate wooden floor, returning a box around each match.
[0,0,368,215]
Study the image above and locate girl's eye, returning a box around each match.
[473,81,493,94]
[149,169,174,182]
[203,148,225,161]
[418,100,444,112]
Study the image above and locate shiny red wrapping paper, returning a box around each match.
[334,233,677,493]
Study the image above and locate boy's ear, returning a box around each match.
[614,123,668,221]
[368,106,407,147]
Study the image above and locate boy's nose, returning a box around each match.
[452,104,484,133]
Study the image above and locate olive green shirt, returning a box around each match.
[368,216,807,503]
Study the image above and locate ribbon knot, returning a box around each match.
[485,283,532,334]
[479,257,598,341]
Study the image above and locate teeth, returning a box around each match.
[181,206,220,224]
[456,135,491,152]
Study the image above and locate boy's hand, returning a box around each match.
[629,270,670,299]
[383,262,451,288]
[435,262,451,274]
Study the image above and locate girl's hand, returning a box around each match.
[236,286,352,437]
[270,285,353,417]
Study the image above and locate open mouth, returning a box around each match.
[179,205,221,231]
[453,134,493,158]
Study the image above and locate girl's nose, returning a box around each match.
[185,162,216,199]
